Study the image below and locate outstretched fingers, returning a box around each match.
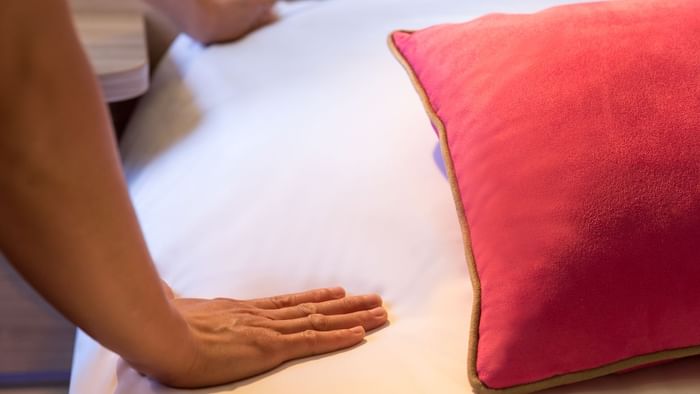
[249,287,346,309]
[264,307,387,334]
[266,294,382,320]
[276,327,367,360]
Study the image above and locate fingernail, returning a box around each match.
[350,326,365,335]
[365,295,382,307]
[330,287,345,297]
[370,307,386,317]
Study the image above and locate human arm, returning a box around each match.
[0,0,386,387]
[145,0,277,44]
[0,0,189,379]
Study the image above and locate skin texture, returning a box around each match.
[0,0,387,387]
[167,289,386,387]
[146,0,278,44]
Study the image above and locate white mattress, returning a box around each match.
[70,0,700,393]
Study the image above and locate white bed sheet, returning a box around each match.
[70,0,700,393]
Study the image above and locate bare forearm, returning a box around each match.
[0,0,188,378]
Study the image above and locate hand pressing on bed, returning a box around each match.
[1,1,384,391]
[152,287,388,387]
[146,0,278,44]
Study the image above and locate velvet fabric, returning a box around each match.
[391,0,700,392]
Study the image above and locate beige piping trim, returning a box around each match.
[387,30,700,394]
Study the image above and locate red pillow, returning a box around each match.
[390,1,700,393]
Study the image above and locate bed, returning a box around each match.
[69,0,700,392]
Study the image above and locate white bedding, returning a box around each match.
[70,0,700,393]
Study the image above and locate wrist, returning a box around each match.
[123,301,195,383]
